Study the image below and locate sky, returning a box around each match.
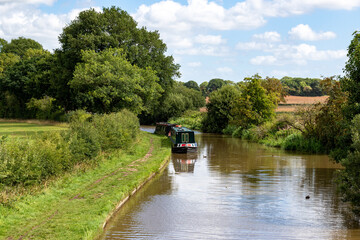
[1,0,360,84]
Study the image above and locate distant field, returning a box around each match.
[277,95,328,112]
[0,121,68,136]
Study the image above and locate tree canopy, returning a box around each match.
[184,80,200,91]
[342,30,360,117]
[1,37,43,57]
[70,48,163,114]
[55,7,180,111]
[281,76,324,96]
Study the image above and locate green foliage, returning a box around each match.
[338,114,360,213]
[0,38,7,52]
[202,85,241,133]
[222,125,238,135]
[184,80,200,91]
[342,31,360,117]
[200,81,208,96]
[282,133,323,153]
[280,76,324,96]
[70,48,163,114]
[148,81,205,122]
[26,96,63,120]
[1,37,43,58]
[203,75,277,133]
[233,75,276,127]
[205,78,226,96]
[0,53,20,76]
[0,132,71,186]
[169,110,205,130]
[56,6,180,111]
[293,77,351,161]
[0,49,57,119]
[92,110,140,151]
[66,119,101,162]
[261,77,286,103]
[0,110,140,187]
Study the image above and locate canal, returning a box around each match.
[102,132,360,239]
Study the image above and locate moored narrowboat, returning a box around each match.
[155,122,197,153]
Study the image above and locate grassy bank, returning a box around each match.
[0,131,171,239]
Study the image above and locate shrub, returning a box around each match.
[66,120,101,162]
[232,126,243,138]
[169,110,204,130]
[222,125,237,135]
[93,110,139,150]
[282,133,323,153]
[0,134,71,186]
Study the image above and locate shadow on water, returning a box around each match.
[103,133,360,240]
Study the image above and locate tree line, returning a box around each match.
[0,7,204,123]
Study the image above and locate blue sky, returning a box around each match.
[1,0,360,84]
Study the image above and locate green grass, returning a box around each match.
[0,122,68,136]
[0,132,171,240]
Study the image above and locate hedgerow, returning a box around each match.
[0,109,139,187]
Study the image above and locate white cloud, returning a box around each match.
[289,24,336,41]
[236,42,270,51]
[188,61,202,67]
[133,0,360,34]
[250,55,277,65]
[217,66,233,73]
[253,31,281,42]
[0,2,94,51]
[249,43,346,65]
[194,34,226,45]
[174,45,229,56]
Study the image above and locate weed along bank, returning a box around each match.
[0,121,171,239]
[155,122,198,153]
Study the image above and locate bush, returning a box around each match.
[66,120,101,162]
[0,134,71,186]
[222,125,237,135]
[232,126,243,138]
[282,133,323,153]
[92,110,139,150]
[169,110,204,130]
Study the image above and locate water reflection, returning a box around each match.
[172,153,197,173]
[103,134,360,240]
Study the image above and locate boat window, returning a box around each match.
[181,133,189,143]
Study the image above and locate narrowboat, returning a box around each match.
[155,122,197,153]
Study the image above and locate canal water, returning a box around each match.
[102,133,360,240]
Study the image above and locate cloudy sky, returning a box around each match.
[1,0,359,83]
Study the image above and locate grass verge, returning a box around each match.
[0,131,171,240]
[0,121,68,137]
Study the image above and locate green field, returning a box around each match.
[0,121,68,136]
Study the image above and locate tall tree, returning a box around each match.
[184,80,200,91]
[1,37,43,57]
[55,7,180,111]
[70,48,163,114]
[0,49,54,118]
[206,78,225,94]
[342,30,360,117]
[0,38,7,52]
